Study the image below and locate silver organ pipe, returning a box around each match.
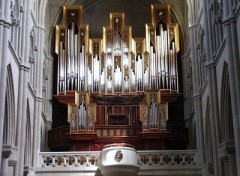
[169,43,172,91]
[67,31,70,91]
[66,22,79,90]
[144,55,149,90]
[57,44,60,93]
[149,44,157,89]
[153,22,169,90]
[164,30,169,89]
[175,39,179,92]
[150,100,158,128]
[87,64,92,91]
[136,54,143,91]
[77,45,80,91]
[169,39,178,91]
[113,33,122,92]
[123,51,129,92]
[156,35,160,89]
[74,28,78,90]
[59,41,65,92]
[62,43,66,91]
[78,100,86,129]
[115,66,121,92]
[113,32,121,56]
[106,52,112,93]
[67,26,71,90]
[100,68,105,92]
[80,44,85,90]
[173,42,177,90]
[131,59,136,92]
[149,44,153,89]
[93,54,100,92]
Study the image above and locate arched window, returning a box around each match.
[220,63,234,143]
[24,100,32,167]
[204,100,214,170]
[3,64,16,146]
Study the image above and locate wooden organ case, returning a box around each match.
[50,4,188,151]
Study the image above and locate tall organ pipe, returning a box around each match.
[74,29,78,90]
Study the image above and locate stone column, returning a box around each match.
[32,99,41,168]
[44,54,54,152]
[46,55,54,122]
[222,1,240,175]
[202,0,221,175]
[32,25,44,169]
[227,0,240,115]
[1,158,9,176]
[188,24,205,168]
[1,145,14,176]
[0,0,11,170]
[181,55,193,148]
[14,0,32,175]
[229,153,237,176]
[219,141,237,176]
[15,67,29,176]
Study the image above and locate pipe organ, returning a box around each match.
[54,4,182,151]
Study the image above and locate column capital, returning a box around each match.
[1,145,14,158]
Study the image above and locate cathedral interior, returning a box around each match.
[0,0,240,176]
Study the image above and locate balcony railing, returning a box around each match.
[137,150,198,166]
[38,150,199,167]
[39,151,99,168]
[37,150,201,175]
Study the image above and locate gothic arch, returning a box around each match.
[24,100,33,167]
[204,98,214,167]
[219,62,234,143]
[3,64,16,146]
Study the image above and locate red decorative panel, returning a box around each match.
[108,115,128,125]
[100,106,105,125]
[124,106,129,113]
[114,106,122,113]
[107,106,112,113]
[96,106,100,124]
[131,106,137,125]
[136,106,140,122]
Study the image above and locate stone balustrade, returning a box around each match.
[39,151,99,168]
[38,150,199,168]
[37,150,201,175]
[137,150,198,166]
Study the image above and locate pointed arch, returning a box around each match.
[219,62,234,143]
[204,97,214,168]
[3,64,16,146]
[24,99,33,167]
